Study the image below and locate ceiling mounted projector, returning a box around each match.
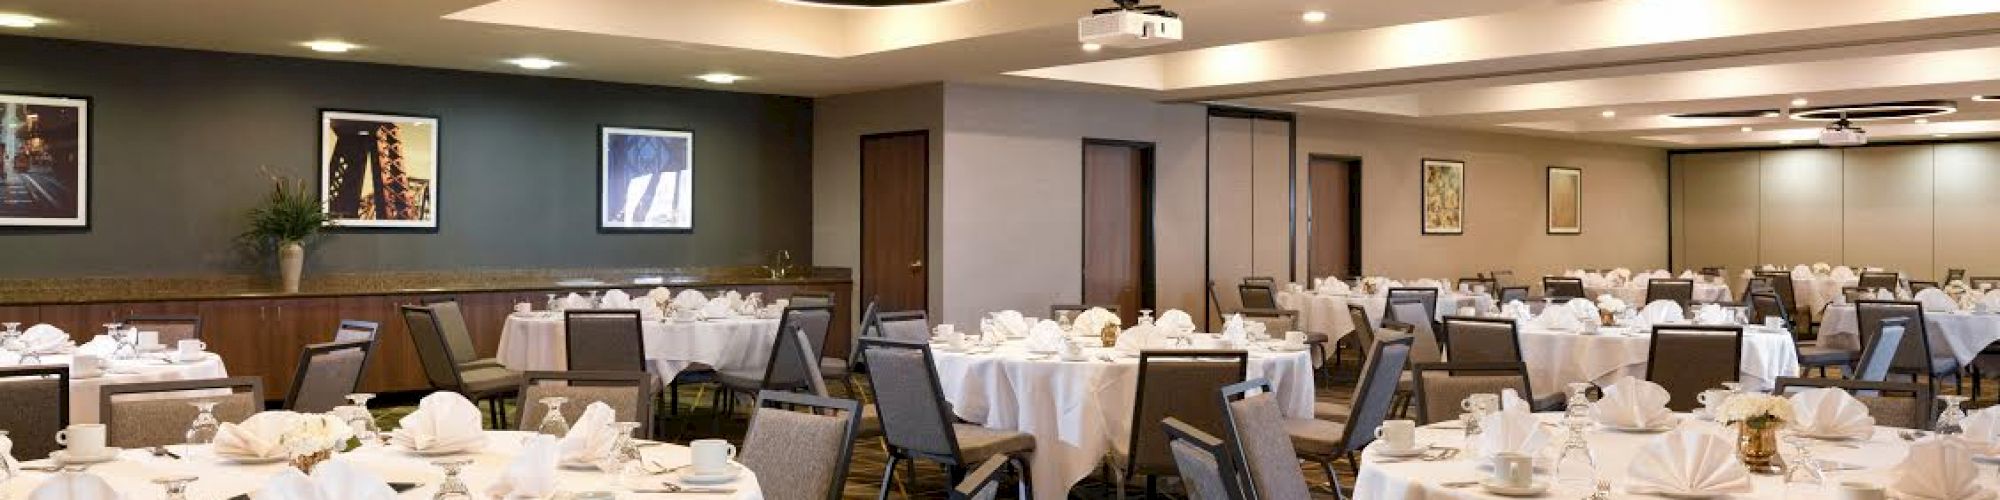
[1080,0,1183,49]
[1819,117,1867,147]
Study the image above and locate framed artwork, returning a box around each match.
[0,93,89,227]
[598,126,693,232]
[1420,158,1464,235]
[319,110,439,229]
[1547,166,1582,234]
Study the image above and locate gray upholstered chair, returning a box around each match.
[1164,417,1248,500]
[285,339,373,413]
[1498,286,1530,304]
[858,338,1035,500]
[0,365,68,460]
[719,306,834,413]
[873,310,932,343]
[562,310,647,373]
[1387,301,1443,366]
[1386,288,1440,326]
[515,371,653,437]
[1486,270,1516,289]
[1645,279,1697,310]
[1859,272,1902,292]
[1441,316,1521,363]
[1241,276,1277,287]
[788,291,835,307]
[824,297,878,398]
[1969,276,2000,291]
[101,376,262,449]
[741,390,862,500]
[1542,277,1586,301]
[1765,292,1850,377]
[1285,337,1411,496]
[1645,325,1743,412]
[402,305,521,428]
[1218,379,1313,500]
[1238,284,1279,310]
[122,315,202,345]
[1411,362,1531,425]
[1456,277,1498,299]
[951,455,1010,500]
[1235,309,1296,336]
[1774,377,1932,429]
[333,320,379,343]
[1858,300,1960,395]
[426,301,507,371]
[1852,318,1907,382]
[1756,272,1803,327]
[1112,351,1247,498]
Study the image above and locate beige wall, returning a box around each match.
[811,84,943,316]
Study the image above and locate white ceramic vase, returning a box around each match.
[279,241,305,293]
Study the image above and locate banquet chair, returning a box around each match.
[872,310,933,343]
[719,305,833,419]
[101,376,262,449]
[1755,272,1803,330]
[951,455,1010,500]
[827,297,879,400]
[1050,304,1120,321]
[1973,277,2000,291]
[331,320,381,380]
[741,390,862,500]
[1230,337,1411,499]
[1850,318,1907,382]
[1645,325,1743,412]
[563,309,647,373]
[515,370,653,437]
[788,291,835,307]
[1238,284,1279,310]
[425,301,508,372]
[1440,316,1521,364]
[1840,287,1867,303]
[1947,269,1968,284]
[1542,277,1586,301]
[1457,277,1497,299]
[0,365,68,460]
[121,314,202,345]
[1242,276,1277,288]
[1112,350,1248,498]
[402,305,521,428]
[1859,272,1902,292]
[1324,304,1379,386]
[1386,300,1443,417]
[1857,300,1961,396]
[1773,377,1932,429]
[858,338,1035,500]
[1700,267,1724,278]
[1385,288,1440,327]
[1164,417,1249,500]
[1236,309,1296,336]
[1909,281,1940,295]
[1644,279,1696,310]
[1410,362,1531,425]
[1485,270,1516,289]
[1497,286,1529,305]
[284,339,374,413]
[1763,292,1850,378]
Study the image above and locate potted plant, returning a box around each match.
[242,171,331,293]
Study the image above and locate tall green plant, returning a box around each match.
[241,170,331,249]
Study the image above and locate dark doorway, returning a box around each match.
[1307,155,1362,279]
[1082,139,1155,325]
[861,131,929,312]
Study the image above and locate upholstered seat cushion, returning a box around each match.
[1312,402,1350,422]
[1283,418,1347,456]
[954,424,1036,463]
[458,358,506,371]
[461,366,523,396]
[1796,344,1853,365]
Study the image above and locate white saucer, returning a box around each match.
[401,445,477,456]
[1372,443,1431,458]
[677,464,743,485]
[216,453,288,465]
[1601,417,1679,433]
[1481,479,1549,496]
[51,447,123,465]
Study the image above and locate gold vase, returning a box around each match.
[1099,323,1120,346]
[1599,311,1615,326]
[290,449,332,474]
[1736,420,1783,474]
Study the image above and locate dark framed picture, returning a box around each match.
[0,93,89,227]
[319,110,439,229]
[1420,158,1464,235]
[1547,166,1582,234]
[599,126,693,232]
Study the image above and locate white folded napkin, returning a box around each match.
[0,427,16,479]
[1984,293,2000,312]
[1915,288,1956,312]
[1500,388,1531,413]
[1072,307,1121,337]
[559,401,618,467]
[1220,315,1249,345]
[1476,409,1548,459]
[1792,265,1812,279]
[27,471,124,500]
[699,297,737,319]
[1691,304,1732,324]
[1787,387,1876,440]
[390,392,488,453]
[1958,407,2000,455]
[598,289,632,309]
[992,310,1031,337]
[71,336,116,357]
[1025,320,1067,352]
[1413,278,1447,293]
[251,458,398,500]
[1874,288,1897,300]
[1639,300,1684,325]
[1832,266,1857,280]
[1500,300,1532,322]
[1529,307,1583,332]
[1893,437,1998,500]
[1319,279,1350,295]
[213,410,302,460]
[560,293,592,310]
[1624,429,1754,497]
[1679,270,1698,279]
[489,434,561,499]
[671,289,708,311]
[1113,324,1161,352]
[1592,377,1674,428]
[19,324,69,353]
[721,290,744,309]
[1155,309,1197,336]
[1563,298,1599,320]
[637,302,665,321]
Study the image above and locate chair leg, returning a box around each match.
[877,454,899,500]
[1145,474,1159,499]
[1010,455,1035,500]
[1319,458,1348,500]
[669,380,681,417]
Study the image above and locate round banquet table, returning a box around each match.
[1584,282,1731,305]
[1819,304,2000,368]
[1792,275,1859,321]
[1353,413,1916,500]
[1515,323,1800,400]
[930,338,1316,500]
[1277,290,1495,344]
[0,431,762,499]
[1,351,229,425]
[497,312,780,383]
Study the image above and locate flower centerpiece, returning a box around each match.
[240,170,333,293]
[1593,294,1628,326]
[1608,268,1634,286]
[1360,276,1391,295]
[1811,262,1832,277]
[279,413,357,474]
[1715,393,1795,474]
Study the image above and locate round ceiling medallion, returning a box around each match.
[780,0,964,7]
[1788,100,1957,121]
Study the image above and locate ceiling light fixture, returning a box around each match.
[506,57,562,70]
[1081,43,1103,52]
[1301,11,1328,23]
[302,40,358,53]
[1975,95,2000,102]
[1915,118,1929,124]
[1935,133,1952,138]
[1740,127,1753,132]
[0,13,45,28]
[1599,110,1616,118]
[1790,98,1810,107]
[778,0,967,7]
[1789,100,1957,122]
[695,72,746,84]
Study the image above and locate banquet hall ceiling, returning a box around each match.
[6,0,2000,147]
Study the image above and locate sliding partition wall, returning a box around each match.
[1206,110,1294,325]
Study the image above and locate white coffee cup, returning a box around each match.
[1765,316,1786,329]
[1697,389,1732,413]
[1372,419,1416,451]
[136,331,162,351]
[1283,331,1307,346]
[689,439,737,475]
[514,302,532,313]
[177,339,208,360]
[55,423,107,457]
[1835,481,1887,500]
[70,355,105,378]
[1489,452,1534,488]
[1461,393,1500,414]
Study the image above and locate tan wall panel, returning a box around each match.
[1934,143,2000,279]
[1207,116,1255,318]
[1758,149,1844,266]
[1251,118,1294,281]
[1676,151,1762,273]
[1842,146,1934,278]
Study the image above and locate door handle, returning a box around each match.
[909,260,924,271]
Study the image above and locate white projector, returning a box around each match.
[1819,119,1867,147]
[1078,10,1183,48]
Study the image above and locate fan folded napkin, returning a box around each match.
[1501,300,1533,323]
[699,297,737,319]
[390,392,488,453]
[213,411,302,460]
[1475,409,1548,459]
[1893,437,1998,500]
[598,289,632,309]
[1787,387,1876,440]
[646,287,673,305]
[1691,304,1733,325]
[1025,320,1068,352]
[1114,324,1162,352]
[251,458,398,500]
[19,324,69,353]
[1318,279,1349,295]
[1915,288,1957,312]
[1984,293,2000,312]
[1156,309,1197,337]
[1072,307,1121,338]
[671,290,708,311]
[1832,266,1857,280]
[1413,279,1447,293]
[0,429,15,479]
[559,402,619,467]
[1500,388,1531,413]
[721,291,744,309]
[70,336,116,357]
[1679,270,1699,279]
[1529,307,1583,332]
[1792,265,1813,279]
[1624,429,1754,497]
[1873,288,1897,300]
[1219,315,1249,345]
[637,302,665,321]
[991,310,1031,337]
[488,434,561,499]
[1592,377,1674,428]
[26,471,124,500]
[1564,298,1599,321]
[1639,300,1684,325]
[1958,407,2000,454]
[559,293,592,310]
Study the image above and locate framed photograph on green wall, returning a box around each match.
[0,93,89,228]
[599,125,694,233]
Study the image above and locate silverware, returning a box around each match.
[1439,480,1480,488]
[150,445,182,459]
[18,465,59,472]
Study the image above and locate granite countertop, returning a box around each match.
[0,266,851,305]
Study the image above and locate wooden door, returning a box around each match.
[1308,156,1359,279]
[861,131,929,313]
[1083,141,1151,325]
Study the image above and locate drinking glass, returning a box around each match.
[1553,418,1597,487]
[1137,309,1155,326]
[151,476,197,500]
[343,393,380,441]
[536,397,571,436]
[593,422,647,489]
[1937,395,1970,435]
[432,459,475,500]
[545,294,559,312]
[1057,310,1073,331]
[585,291,601,309]
[186,401,220,447]
[1563,382,1595,424]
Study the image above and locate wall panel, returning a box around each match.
[1934,143,2000,279]
[1758,149,1844,266]
[1675,152,1761,272]
[1842,146,1933,275]
[1251,118,1294,282]
[1206,117,1256,316]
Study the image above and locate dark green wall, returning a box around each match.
[0,36,813,278]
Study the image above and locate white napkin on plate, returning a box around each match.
[1155,309,1197,336]
[71,336,116,357]
[390,392,488,453]
[1564,298,1599,321]
[1792,265,1813,279]
[251,458,398,500]
[721,290,744,309]
[1691,304,1732,324]
[1476,410,1548,459]
[0,428,16,479]
[1832,266,1857,280]
[1319,279,1349,295]
[1624,429,1754,497]
[598,289,632,309]
[646,287,673,305]
[637,302,665,321]
[1500,388,1531,413]
[1958,407,2000,454]
[1639,300,1684,325]
[213,411,301,460]
[1072,307,1121,338]
[1592,377,1674,428]
[991,310,1030,337]
[1220,315,1249,345]
[1529,307,1583,332]
[26,471,124,500]
[1915,288,1957,312]
[19,324,69,352]
[1788,387,1876,440]
[1984,293,2000,312]
[671,290,708,311]
[1114,324,1161,352]
[1679,270,1699,279]
[1873,288,1896,300]
[560,293,592,310]
[1025,320,1067,352]
[1893,437,1998,500]
[699,297,737,319]
[1501,300,1532,322]
[559,401,619,466]
[489,434,560,499]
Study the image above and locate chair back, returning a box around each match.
[1741,277,1773,300]
[1909,281,1940,295]
[1747,292,1788,326]
[1386,288,1440,323]
[1411,362,1531,425]
[762,306,834,392]
[1699,267,1724,278]
[951,455,1009,500]
[1774,377,1932,429]
[1645,325,1743,411]
[1126,351,1247,479]
[1163,417,1249,500]
[1542,277,1586,301]
[1486,270,1516,288]
[1386,300,1442,364]
[739,390,862,500]
[1441,316,1521,363]
[426,301,483,365]
[1852,318,1906,382]
[122,315,202,345]
[1218,380,1313,500]
[0,365,67,459]
[857,338,963,461]
[286,339,373,413]
[102,377,263,449]
[789,291,835,307]
[1644,279,1696,309]
[1241,276,1277,287]
[332,320,381,379]
[515,371,653,436]
[564,310,646,372]
[1345,305,1377,356]
[849,297,880,369]
[1497,287,1529,304]
[873,310,932,343]
[1340,337,1414,455]
[1457,277,1498,298]
[1857,300,1939,375]
[1858,272,1902,291]
[400,305,467,391]
[1972,277,2000,291]
[1755,272,1800,318]
[1946,269,1968,284]
[1237,284,1278,310]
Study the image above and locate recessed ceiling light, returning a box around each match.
[1301,11,1328,23]
[301,40,358,53]
[1740,127,1753,132]
[1599,110,1617,118]
[695,72,747,84]
[1915,118,1929,124]
[506,57,562,70]
[0,13,45,28]
[1790,97,1810,107]
[1081,43,1103,52]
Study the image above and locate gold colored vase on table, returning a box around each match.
[1100,324,1120,346]
[1736,420,1783,474]
[290,449,332,474]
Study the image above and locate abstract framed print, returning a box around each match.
[0,93,89,227]
[319,110,439,229]
[1420,158,1464,235]
[1547,166,1582,235]
[599,126,693,233]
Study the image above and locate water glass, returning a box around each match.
[185,401,220,447]
[537,397,571,436]
[432,459,474,500]
[1937,395,1970,435]
[151,476,197,500]
[343,393,380,441]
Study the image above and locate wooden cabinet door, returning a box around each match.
[36,304,120,341]
[339,295,429,393]
[198,299,272,398]
[264,298,341,401]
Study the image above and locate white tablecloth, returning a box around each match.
[1793,276,1859,320]
[2,351,230,425]
[1276,290,1495,344]
[930,339,1315,500]
[1353,413,1913,500]
[1,430,762,499]
[1584,282,1731,305]
[1516,324,1800,399]
[1819,304,2000,367]
[497,313,780,383]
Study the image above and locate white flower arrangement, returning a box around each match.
[278,413,356,456]
[1071,307,1122,338]
[1945,280,1972,297]
[1715,393,1794,427]
[1360,276,1392,294]
[1594,294,1629,315]
[1811,262,1832,276]
[1609,268,1633,282]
